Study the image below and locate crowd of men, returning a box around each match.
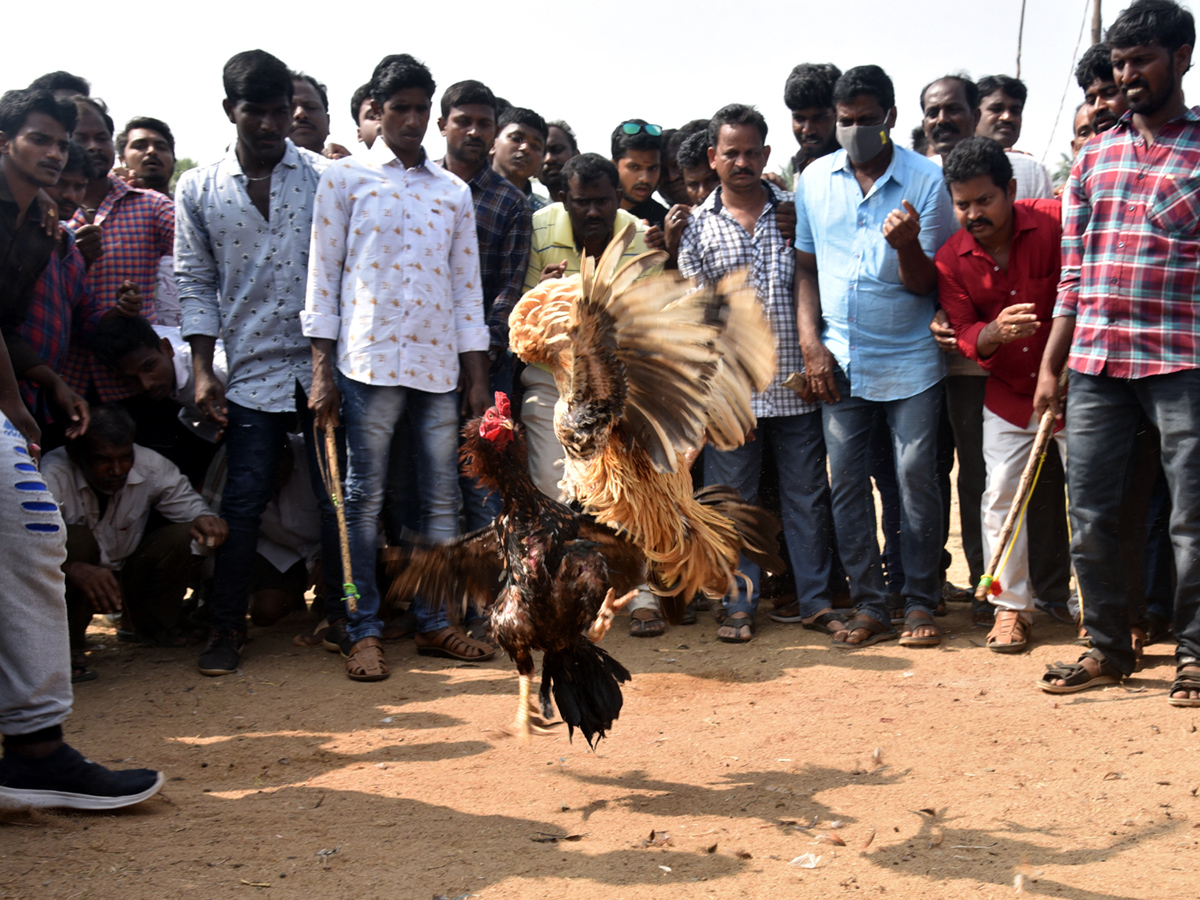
[1,0,1198,811]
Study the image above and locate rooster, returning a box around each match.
[508,224,783,616]
[388,392,645,747]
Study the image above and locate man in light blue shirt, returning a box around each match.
[795,65,955,649]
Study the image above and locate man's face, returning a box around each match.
[440,104,496,168]
[835,95,896,163]
[356,98,381,148]
[709,123,768,192]
[791,105,838,161]
[948,173,1015,245]
[542,125,576,189]
[922,79,978,157]
[976,89,1023,149]
[225,95,291,163]
[378,88,431,159]
[289,79,329,153]
[682,161,720,206]
[659,144,689,206]
[77,439,135,496]
[492,121,544,182]
[121,127,174,191]
[115,340,175,400]
[564,175,619,247]
[0,112,70,189]
[1083,76,1126,132]
[43,168,88,219]
[1112,42,1187,116]
[1071,105,1095,157]
[73,106,115,179]
[614,148,660,205]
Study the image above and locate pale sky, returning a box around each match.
[3,0,1195,179]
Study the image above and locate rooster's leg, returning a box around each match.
[587,587,640,643]
[512,673,558,744]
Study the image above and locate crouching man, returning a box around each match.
[41,406,226,676]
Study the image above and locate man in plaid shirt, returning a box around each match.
[679,104,832,645]
[1035,0,1200,703]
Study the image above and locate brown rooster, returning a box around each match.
[508,224,783,616]
[388,392,645,747]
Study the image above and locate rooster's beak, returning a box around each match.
[503,419,514,430]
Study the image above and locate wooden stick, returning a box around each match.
[323,422,358,615]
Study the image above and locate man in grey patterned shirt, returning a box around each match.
[176,49,342,677]
[678,104,834,644]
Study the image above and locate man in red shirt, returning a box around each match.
[936,137,1064,654]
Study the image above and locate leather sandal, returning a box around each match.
[628,607,666,637]
[1168,664,1200,707]
[898,610,941,647]
[1038,648,1122,694]
[831,614,897,648]
[344,636,390,682]
[986,609,1031,653]
[414,625,497,661]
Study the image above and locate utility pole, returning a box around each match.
[1017,0,1027,77]
[1093,0,1103,44]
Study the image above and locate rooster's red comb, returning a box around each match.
[494,391,511,418]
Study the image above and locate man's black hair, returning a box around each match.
[63,141,95,179]
[911,125,930,155]
[73,96,113,135]
[222,50,293,105]
[291,71,329,111]
[835,65,897,112]
[370,54,436,105]
[116,116,175,156]
[667,118,708,156]
[0,89,78,138]
[919,73,978,113]
[27,71,90,97]
[76,405,137,449]
[676,131,711,171]
[561,153,620,193]
[547,119,578,152]
[92,315,162,371]
[784,63,842,111]
[350,83,372,125]
[977,74,1027,105]
[1075,42,1116,89]
[610,118,661,161]
[942,136,1014,191]
[498,106,547,142]
[440,80,496,119]
[1107,0,1195,55]
[708,104,768,147]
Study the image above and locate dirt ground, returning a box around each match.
[4,511,1200,900]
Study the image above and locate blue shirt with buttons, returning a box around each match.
[795,144,955,401]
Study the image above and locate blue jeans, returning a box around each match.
[822,369,943,624]
[1066,369,1200,675]
[703,412,832,618]
[210,381,342,633]
[339,376,460,642]
[869,409,905,594]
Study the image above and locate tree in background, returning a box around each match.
[169,158,197,195]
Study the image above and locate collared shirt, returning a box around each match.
[937,199,1063,428]
[678,181,815,419]
[1056,106,1200,379]
[19,229,99,405]
[795,144,955,401]
[177,139,323,412]
[1007,150,1054,200]
[526,185,549,212]
[152,324,227,442]
[0,175,57,376]
[65,178,173,401]
[302,142,488,391]
[42,444,213,569]
[436,158,531,351]
[524,204,663,293]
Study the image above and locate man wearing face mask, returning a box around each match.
[795,65,955,649]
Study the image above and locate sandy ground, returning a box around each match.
[3,511,1200,900]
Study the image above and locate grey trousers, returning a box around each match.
[0,412,72,737]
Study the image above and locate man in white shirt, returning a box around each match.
[42,406,226,673]
[974,74,1054,200]
[304,53,493,682]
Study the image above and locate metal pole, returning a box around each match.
[1017,0,1027,77]
[1093,0,1103,44]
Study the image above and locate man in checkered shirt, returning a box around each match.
[678,103,833,645]
[1035,0,1200,703]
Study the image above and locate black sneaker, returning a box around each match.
[0,744,163,810]
[198,629,244,676]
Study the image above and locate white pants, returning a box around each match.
[980,407,1068,618]
[519,365,566,502]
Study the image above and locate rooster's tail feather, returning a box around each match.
[539,639,631,749]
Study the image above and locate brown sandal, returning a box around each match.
[414,625,497,661]
[628,607,666,637]
[344,636,390,682]
[986,609,1031,653]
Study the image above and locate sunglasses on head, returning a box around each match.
[620,121,663,136]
